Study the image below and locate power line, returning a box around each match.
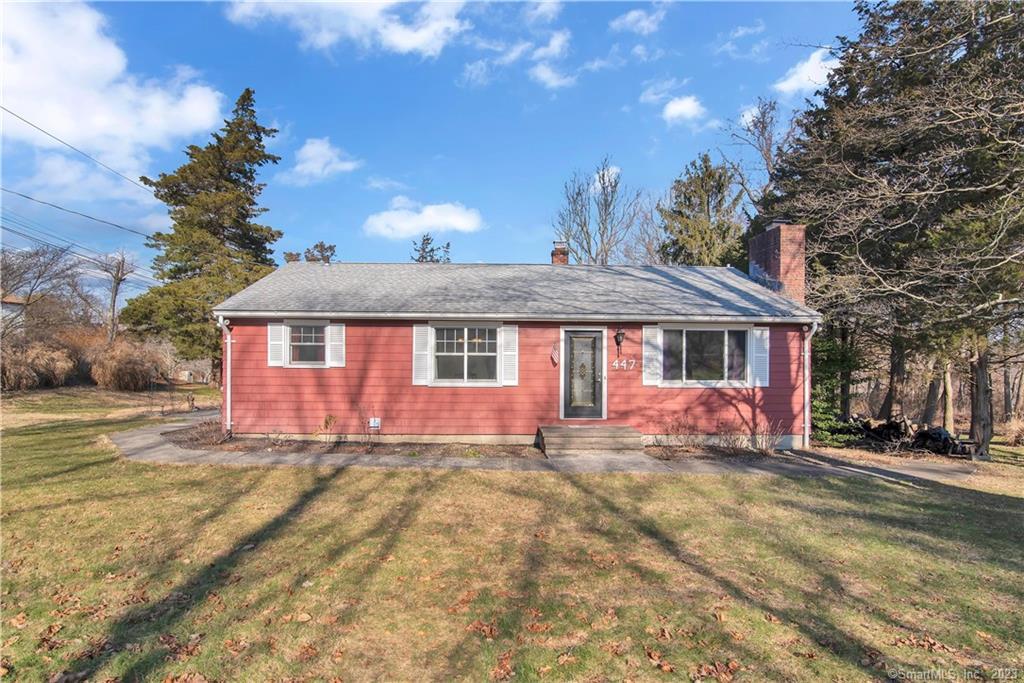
[1,210,160,281]
[0,106,152,194]
[1,187,153,238]
[1,224,160,288]
[2,188,280,271]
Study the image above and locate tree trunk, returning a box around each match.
[942,360,955,433]
[1011,368,1019,421]
[108,278,121,343]
[211,357,223,388]
[921,368,941,426]
[1003,324,1013,422]
[877,338,907,420]
[969,344,993,459]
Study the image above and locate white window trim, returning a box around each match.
[427,321,504,387]
[559,326,608,420]
[283,319,329,368]
[657,323,754,388]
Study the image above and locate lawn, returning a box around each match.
[2,392,1023,681]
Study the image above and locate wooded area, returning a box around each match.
[551,2,1024,457]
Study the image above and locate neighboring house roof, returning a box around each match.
[215,262,820,323]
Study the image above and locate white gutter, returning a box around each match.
[803,321,819,448]
[217,316,233,434]
[211,309,822,324]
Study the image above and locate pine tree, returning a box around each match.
[411,233,451,263]
[658,153,745,267]
[122,89,282,377]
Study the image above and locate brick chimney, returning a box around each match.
[748,219,806,303]
[551,241,569,265]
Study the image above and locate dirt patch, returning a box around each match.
[165,421,546,459]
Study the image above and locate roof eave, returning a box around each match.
[212,308,822,324]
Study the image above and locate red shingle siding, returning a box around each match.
[225,320,806,437]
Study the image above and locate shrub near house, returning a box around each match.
[214,223,819,447]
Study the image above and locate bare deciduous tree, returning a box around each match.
[1,246,89,342]
[97,250,137,343]
[554,157,643,265]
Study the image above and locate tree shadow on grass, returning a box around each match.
[57,466,455,681]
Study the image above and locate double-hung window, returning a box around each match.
[434,326,498,383]
[290,324,326,365]
[662,329,748,384]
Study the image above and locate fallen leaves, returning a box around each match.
[525,621,552,634]
[447,590,479,614]
[764,612,781,624]
[600,637,632,657]
[223,638,250,657]
[159,633,203,661]
[556,651,577,666]
[8,613,27,629]
[490,649,514,680]
[296,642,319,661]
[644,646,675,673]
[891,633,954,653]
[691,660,740,682]
[466,619,498,640]
[160,674,209,683]
[36,623,65,652]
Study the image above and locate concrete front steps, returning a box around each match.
[538,424,644,457]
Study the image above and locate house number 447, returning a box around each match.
[611,358,637,370]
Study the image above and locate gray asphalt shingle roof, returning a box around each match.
[213,262,820,321]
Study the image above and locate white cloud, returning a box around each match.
[278,137,362,186]
[226,1,469,58]
[631,44,665,63]
[591,165,621,193]
[581,45,626,73]
[363,196,483,239]
[730,20,765,39]
[458,40,532,87]
[714,38,770,61]
[529,63,577,89]
[738,105,759,127]
[3,2,222,202]
[662,95,707,125]
[524,1,562,24]
[495,40,532,66]
[609,6,666,36]
[531,29,571,61]
[366,175,408,191]
[458,59,492,87]
[639,76,689,105]
[773,48,838,95]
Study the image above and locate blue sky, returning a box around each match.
[2,1,860,279]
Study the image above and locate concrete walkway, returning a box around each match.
[110,415,979,482]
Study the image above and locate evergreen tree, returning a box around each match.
[122,89,281,377]
[770,2,1024,454]
[303,241,336,263]
[658,153,745,267]
[410,233,451,263]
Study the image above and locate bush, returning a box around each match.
[90,341,162,391]
[1006,419,1024,447]
[1,343,75,391]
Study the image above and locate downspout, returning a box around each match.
[217,316,233,435]
[803,321,819,448]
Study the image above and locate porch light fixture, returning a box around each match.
[614,327,626,356]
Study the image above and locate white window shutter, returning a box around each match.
[501,324,518,386]
[751,327,770,387]
[328,323,346,367]
[642,325,662,385]
[267,322,284,367]
[412,324,431,385]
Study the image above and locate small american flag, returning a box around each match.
[550,343,559,365]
